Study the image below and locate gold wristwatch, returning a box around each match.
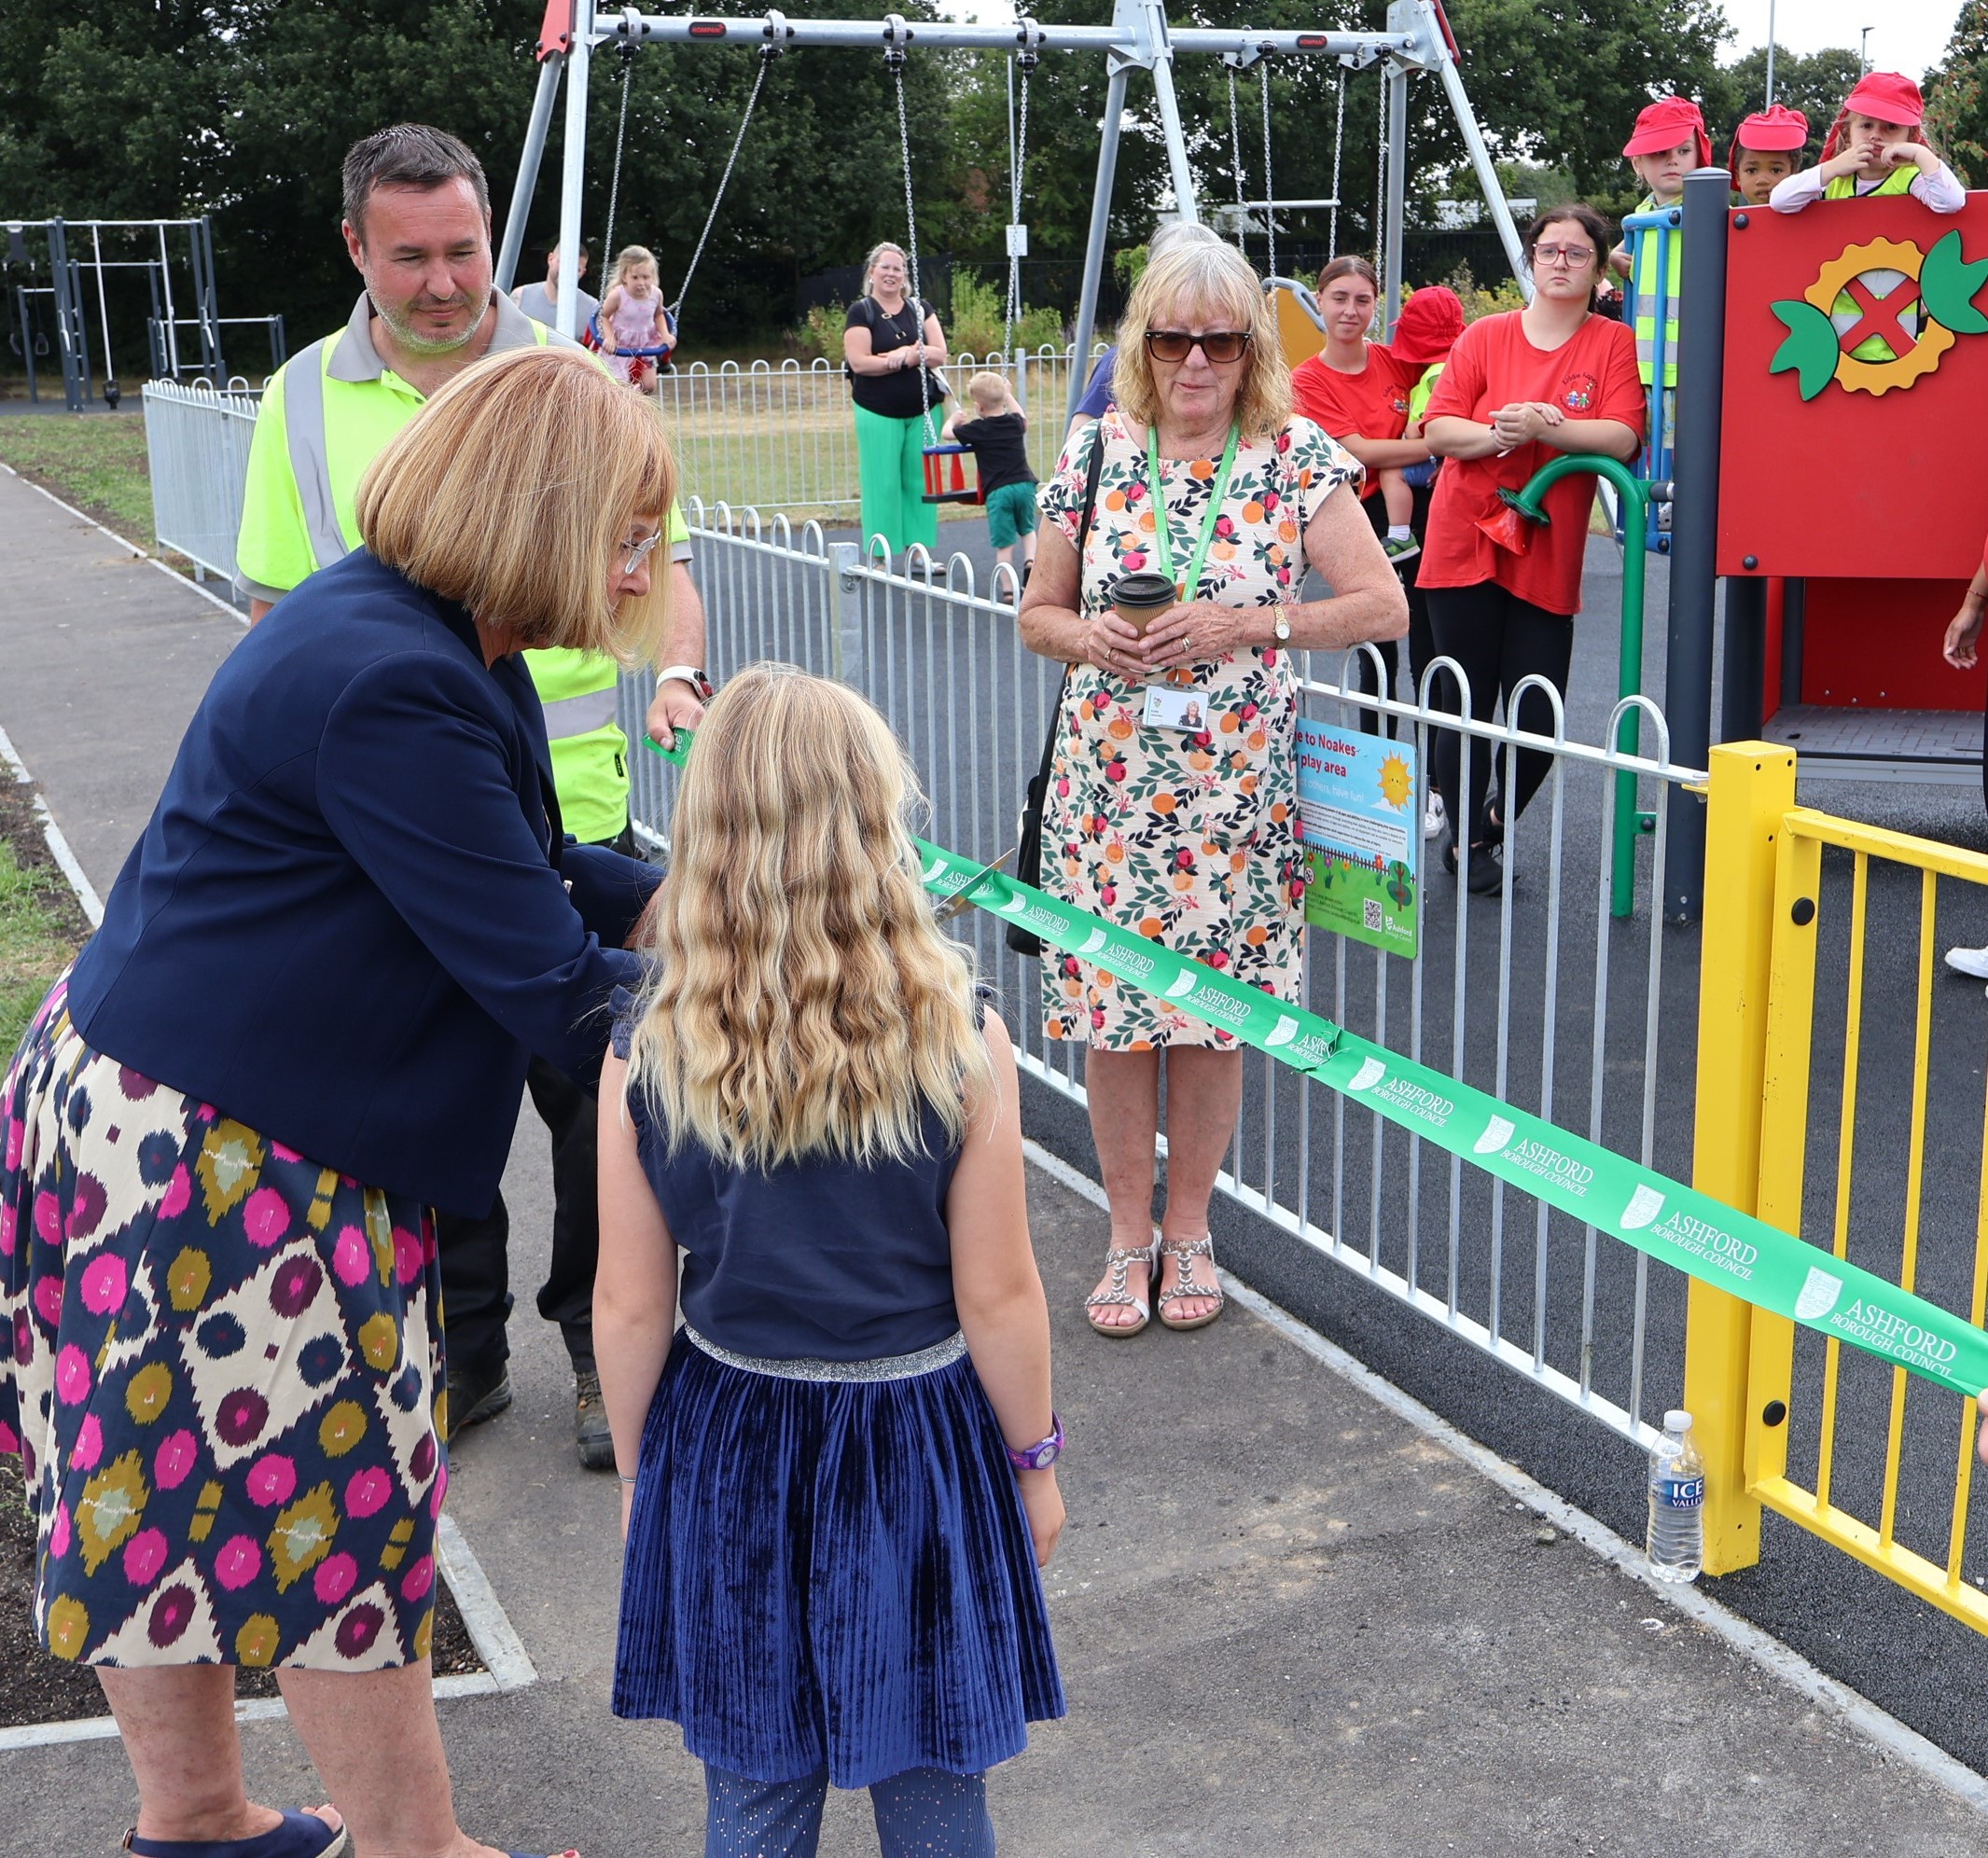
[1272,609,1291,643]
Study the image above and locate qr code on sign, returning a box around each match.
[1362,898,1383,932]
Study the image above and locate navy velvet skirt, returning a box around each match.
[613,1329,1064,1788]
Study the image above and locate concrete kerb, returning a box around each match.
[1021,1133,1988,1823]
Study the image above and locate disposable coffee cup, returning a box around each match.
[1112,571,1177,634]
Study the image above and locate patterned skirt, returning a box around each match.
[613,1328,1065,1788]
[0,978,447,1670]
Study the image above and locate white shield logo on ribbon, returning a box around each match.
[1164,969,1198,1000]
[1473,1115,1515,1157]
[1620,1185,1666,1231]
[1345,1057,1386,1093]
[1794,1266,1843,1323]
[1077,927,1109,954]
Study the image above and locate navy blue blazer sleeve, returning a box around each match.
[562,840,663,950]
[316,649,641,1088]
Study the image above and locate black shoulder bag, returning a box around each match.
[1008,428,1108,959]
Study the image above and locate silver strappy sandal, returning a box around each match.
[1157,1235,1225,1331]
[1085,1233,1161,1338]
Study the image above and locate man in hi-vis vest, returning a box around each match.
[236,123,709,1470]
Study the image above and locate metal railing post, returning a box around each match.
[828,541,864,687]
[1681,740,1795,1576]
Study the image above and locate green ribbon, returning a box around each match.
[645,730,1988,1400]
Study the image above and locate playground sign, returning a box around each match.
[1719,194,1988,584]
[1295,719,1418,959]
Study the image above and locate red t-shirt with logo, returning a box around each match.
[1417,312,1644,615]
[1289,343,1410,500]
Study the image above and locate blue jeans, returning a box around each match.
[703,1763,995,1857]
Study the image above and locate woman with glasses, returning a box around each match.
[1019,240,1405,1338]
[0,346,661,1858]
[1418,206,1644,894]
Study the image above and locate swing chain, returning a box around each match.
[1258,59,1277,283]
[1328,64,1346,261]
[889,54,939,447]
[1226,62,1247,256]
[673,42,780,318]
[1003,52,1030,362]
[601,39,639,286]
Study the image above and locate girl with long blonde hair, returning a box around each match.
[593,664,1064,1855]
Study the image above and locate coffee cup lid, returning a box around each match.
[1113,571,1177,607]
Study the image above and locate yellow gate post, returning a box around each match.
[1682,743,1796,1574]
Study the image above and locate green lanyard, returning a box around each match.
[1145,423,1240,601]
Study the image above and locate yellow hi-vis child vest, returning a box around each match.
[1631,195,1683,389]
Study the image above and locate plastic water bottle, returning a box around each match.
[1646,1408,1705,1584]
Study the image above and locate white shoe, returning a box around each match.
[1944,945,1988,979]
[1423,790,1446,840]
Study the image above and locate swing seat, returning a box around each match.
[921,442,983,506]
[587,310,678,362]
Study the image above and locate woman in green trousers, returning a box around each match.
[842,242,952,557]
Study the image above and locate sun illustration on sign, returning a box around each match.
[1771,229,1988,400]
[1377,752,1413,811]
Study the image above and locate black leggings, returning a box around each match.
[1425,582,1575,847]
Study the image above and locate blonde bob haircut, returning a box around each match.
[356,344,674,659]
[624,663,993,1172]
[1111,240,1292,442]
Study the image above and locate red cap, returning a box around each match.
[1730,104,1809,157]
[1622,96,1712,169]
[1843,71,1925,128]
[1390,287,1465,368]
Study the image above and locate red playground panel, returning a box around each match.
[1718,195,1988,713]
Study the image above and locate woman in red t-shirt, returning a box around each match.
[1420,205,1644,892]
[1290,257,1433,727]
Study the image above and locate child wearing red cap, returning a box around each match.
[1395,285,1467,483]
[1769,72,1963,214]
[1729,104,1809,206]
[1607,98,1710,397]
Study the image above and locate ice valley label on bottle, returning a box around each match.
[1654,1476,1705,1510]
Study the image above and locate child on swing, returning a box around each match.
[599,243,677,392]
[942,371,1041,581]
[1769,73,1964,214]
[594,663,1065,1858]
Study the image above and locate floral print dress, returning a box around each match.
[1037,409,1360,1049]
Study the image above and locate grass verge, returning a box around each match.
[0,783,90,1057]
[0,412,154,548]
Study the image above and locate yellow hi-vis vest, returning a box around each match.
[234,291,674,844]
[1821,169,1920,361]
[1631,196,1683,388]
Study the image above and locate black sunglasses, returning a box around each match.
[1144,329,1252,364]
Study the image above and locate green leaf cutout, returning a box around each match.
[1769,300,1841,400]
[1920,229,1988,337]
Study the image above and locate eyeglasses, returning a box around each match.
[1532,244,1596,268]
[1144,329,1252,364]
[620,529,664,575]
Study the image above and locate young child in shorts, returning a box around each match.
[1728,104,1809,205]
[1768,72,1964,214]
[943,372,1040,581]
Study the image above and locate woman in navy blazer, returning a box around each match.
[0,347,661,1858]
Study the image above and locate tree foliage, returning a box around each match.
[1930,1,1988,181]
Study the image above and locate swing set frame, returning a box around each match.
[500,0,1529,428]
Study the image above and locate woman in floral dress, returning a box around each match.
[1018,241,1406,1338]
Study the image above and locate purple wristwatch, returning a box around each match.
[1006,1412,1064,1473]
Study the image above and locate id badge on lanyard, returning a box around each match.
[1141,424,1240,725]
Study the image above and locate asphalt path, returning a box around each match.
[812,507,1988,1776]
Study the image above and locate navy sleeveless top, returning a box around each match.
[610,987,966,1361]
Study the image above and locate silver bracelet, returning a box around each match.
[617,1472,637,1486]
